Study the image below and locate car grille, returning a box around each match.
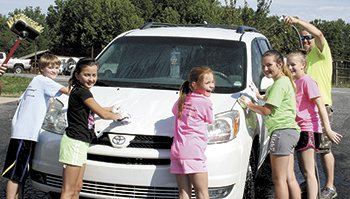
[89,134,172,165]
[87,154,170,165]
[35,172,189,198]
[31,170,233,198]
[91,134,173,149]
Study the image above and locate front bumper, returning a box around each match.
[31,129,253,198]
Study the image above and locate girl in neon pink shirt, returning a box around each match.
[171,66,215,199]
[287,50,342,199]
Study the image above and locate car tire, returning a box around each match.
[243,148,257,199]
[49,192,61,199]
[13,65,24,74]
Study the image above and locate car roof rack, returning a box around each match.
[140,22,261,34]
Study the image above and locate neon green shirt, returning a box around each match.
[264,76,300,136]
[306,40,333,106]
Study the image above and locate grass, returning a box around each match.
[0,75,348,98]
[1,75,33,98]
[333,83,350,88]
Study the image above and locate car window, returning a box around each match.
[258,39,270,54]
[251,38,270,90]
[97,36,247,93]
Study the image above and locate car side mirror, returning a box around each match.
[260,76,274,92]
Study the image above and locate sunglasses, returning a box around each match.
[300,35,314,40]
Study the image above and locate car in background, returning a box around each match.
[62,57,79,75]
[0,52,32,74]
[31,22,273,199]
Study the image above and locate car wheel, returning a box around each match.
[243,148,257,199]
[49,192,61,199]
[13,65,24,74]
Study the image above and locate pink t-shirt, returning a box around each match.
[295,74,322,133]
[171,92,214,160]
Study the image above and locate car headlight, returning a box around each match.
[207,110,239,144]
[41,99,67,134]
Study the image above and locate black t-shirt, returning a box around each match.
[65,86,95,143]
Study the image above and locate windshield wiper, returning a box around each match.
[148,84,179,90]
[95,80,114,87]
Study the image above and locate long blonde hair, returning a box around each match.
[262,50,296,93]
[177,66,214,118]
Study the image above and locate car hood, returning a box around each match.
[90,86,177,136]
[86,86,242,136]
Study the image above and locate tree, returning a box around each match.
[221,0,301,55]
[222,0,271,29]
[47,0,144,57]
[0,14,15,55]
[312,19,350,60]
[131,0,223,24]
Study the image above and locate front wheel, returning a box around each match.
[13,65,24,74]
[243,148,257,199]
[49,192,61,199]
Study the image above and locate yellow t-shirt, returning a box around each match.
[306,40,333,106]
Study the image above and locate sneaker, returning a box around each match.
[321,186,337,199]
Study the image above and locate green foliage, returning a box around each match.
[0,14,16,55]
[131,0,223,24]
[1,75,32,97]
[312,19,350,60]
[261,16,302,56]
[47,0,144,57]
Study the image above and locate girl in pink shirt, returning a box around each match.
[287,50,342,199]
[171,66,215,199]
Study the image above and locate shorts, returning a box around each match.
[269,129,300,156]
[295,131,321,152]
[170,159,207,174]
[2,139,36,183]
[318,105,333,154]
[59,133,89,167]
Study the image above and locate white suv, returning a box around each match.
[31,22,273,199]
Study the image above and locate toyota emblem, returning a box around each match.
[112,135,126,145]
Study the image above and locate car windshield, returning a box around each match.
[97,36,247,93]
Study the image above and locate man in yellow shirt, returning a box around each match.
[284,16,338,199]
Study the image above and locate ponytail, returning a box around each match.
[282,64,296,93]
[177,80,192,118]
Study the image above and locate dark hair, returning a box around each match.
[262,50,296,93]
[68,57,99,90]
[39,54,61,70]
[177,66,214,118]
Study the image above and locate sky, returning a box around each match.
[0,0,349,23]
